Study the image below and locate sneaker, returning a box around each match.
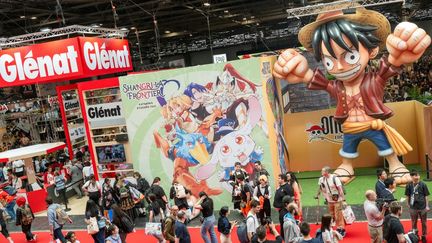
[337,228,346,237]
[422,235,426,242]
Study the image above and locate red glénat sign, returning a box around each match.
[0,37,132,87]
[79,37,131,75]
[0,38,83,86]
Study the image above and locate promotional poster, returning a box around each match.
[119,57,283,207]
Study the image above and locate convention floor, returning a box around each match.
[7,220,432,243]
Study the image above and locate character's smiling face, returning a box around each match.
[321,35,376,82]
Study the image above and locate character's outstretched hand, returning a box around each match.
[387,22,431,67]
[273,49,313,83]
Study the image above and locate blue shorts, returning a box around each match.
[340,129,393,158]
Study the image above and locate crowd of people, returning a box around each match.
[0,149,430,243]
[383,55,432,104]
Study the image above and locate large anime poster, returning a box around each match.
[119,58,277,207]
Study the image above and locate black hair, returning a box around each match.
[300,222,311,236]
[219,206,229,217]
[384,177,395,189]
[153,177,161,184]
[65,231,75,240]
[410,169,419,176]
[287,171,300,186]
[85,199,99,219]
[282,195,293,205]
[199,191,207,198]
[377,168,386,178]
[311,19,380,61]
[237,174,245,181]
[45,197,53,205]
[256,225,267,240]
[255,161,262,165]
[234,162,241,167]
[321,214,332,232]
[278,173,288,182]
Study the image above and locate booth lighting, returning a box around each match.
[286,0,404,19]
[20,15,25,19]
[120,27,128,31]
[130,27,136,30]
[30,16,37,20]
[40,27,51,32]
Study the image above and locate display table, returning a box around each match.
[0,142,66,213]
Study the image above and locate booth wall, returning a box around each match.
[284,101,427,172]
[119,57,282,208]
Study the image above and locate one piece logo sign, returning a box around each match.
[306,115,344,144]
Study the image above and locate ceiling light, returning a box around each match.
[20,16,25,19]
[251,16,255,19]
[91,24,100,28]
[120,27,128,31]
[224,10,229,13]
[40,27,51,32]
[243,17,247,21]
[30,16,37,20]
[130,27,136,30]
[203,1,210,7]
[165,30,171,34]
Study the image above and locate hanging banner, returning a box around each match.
[63,99,80,112]
[87,101,125,128]
[0,37,132,87]
[119,57,282,208]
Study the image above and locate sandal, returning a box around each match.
[389,166,410,187]
[333,167,356,185]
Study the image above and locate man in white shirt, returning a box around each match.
[246,199,261,242]
[316,166,346,236]
[13,159,25,177]
[364,190,387,243]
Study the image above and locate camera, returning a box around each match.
[263,217,272,225]
[376,198,396,210]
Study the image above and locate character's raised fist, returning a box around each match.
[387,22,431,67]
[273,49,313,83]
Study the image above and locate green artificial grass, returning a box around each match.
[297,164,432,207]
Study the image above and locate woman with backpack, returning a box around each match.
[217,206,236,243]
[115,177,137,221]
[84,199,106,243]
[102,178,118,221]
[112,204,134,243]
[147,193,165,242]
[15,197,36,241]
[169,182,188,209]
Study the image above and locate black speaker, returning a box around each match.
[115,134,129,142]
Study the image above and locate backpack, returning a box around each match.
[162,217,173,239]
[333,176,346,195]
[174,184,186,199]
[237,215,256,243]
[20,205,33,225]
[55,206,69,225]
[121,215,135,233]
[315,229,325,243]
[137,178,150,194]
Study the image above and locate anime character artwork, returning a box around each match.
[153,63,267,197]
[273,3,431,185]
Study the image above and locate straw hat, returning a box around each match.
[298,3,390,52]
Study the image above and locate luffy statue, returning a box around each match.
[273,4,431,185]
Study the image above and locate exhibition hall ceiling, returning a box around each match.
[0,0,431,61]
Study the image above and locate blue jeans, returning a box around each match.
[341,129,393,158]
[92,227,105,243]
[201,215,217,243]
[54,226,66,243]
[5,201,16,221]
